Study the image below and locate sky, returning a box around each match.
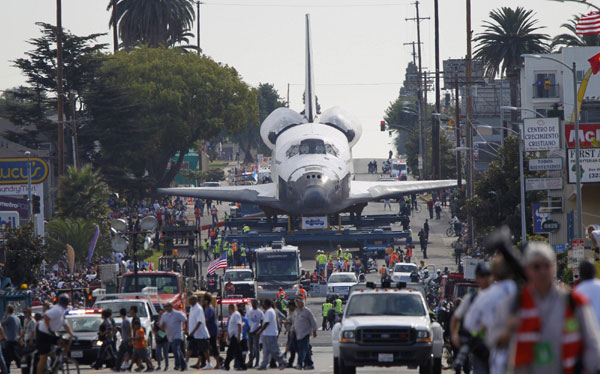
[0,0,593,158]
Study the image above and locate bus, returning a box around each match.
[390,159,408,180]
[253,241,301,300]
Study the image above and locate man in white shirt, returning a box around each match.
[246,300,264,368]
[575,259,600,326]
[37,294,74,374]
[187,296,212,370]
[222,304,246,371]
[588,225,600,260]
[256,299,285,370]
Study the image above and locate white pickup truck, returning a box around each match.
[332,282,443,374]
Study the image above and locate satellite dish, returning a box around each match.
[140,216,158,231]
[111,218,128,232]
[111,236,128,253]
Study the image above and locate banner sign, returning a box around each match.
[0,158,48,185]
[526,177,563,191]
[0,212,19,229]
[528,158,563,171]
[301,216,328,230]
[523,117,560,152]
[565,123,600,148]
[567,148,600,183]
[0,196,28,218]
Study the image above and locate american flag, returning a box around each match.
[576,11,600,35]
[208,253,228,275]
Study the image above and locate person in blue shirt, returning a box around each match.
[202,294,222,369]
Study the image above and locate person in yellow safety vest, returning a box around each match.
[336,245,343,259]
[344,249,352,261]
[322,300,333,331]
[213,241,221,259]
[242,224,250,233]
[317,251,327,275]
[202,239,210,262]
[296,284,307,301]
[334,295,343,313]
[216,237,222,253]
[240,245,247,266]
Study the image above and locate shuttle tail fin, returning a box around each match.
[304,14,316,123]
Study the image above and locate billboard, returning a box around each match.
[567,148,600,183]
[523,118,560,152]
[0,158,49,185]
[301,216,328,230]
[564,123,600,148]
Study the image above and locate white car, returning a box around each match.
[332,284,443,374]
[92,298,158,353]
[327,272,359,302]
[391,263,418,283]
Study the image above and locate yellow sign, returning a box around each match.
[0,158,49,185]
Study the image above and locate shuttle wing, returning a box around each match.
[157,183,278,205]
[349,180,459,203]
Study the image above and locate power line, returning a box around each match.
[202,1,409,8]
[288,82,403,86]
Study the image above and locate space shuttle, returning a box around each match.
[158,14,457,217]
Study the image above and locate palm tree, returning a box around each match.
[474,7,550,120]
[551,15,600,50]
[57,165,109,221]
[108,0,195,49]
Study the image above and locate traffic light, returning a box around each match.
[380,121,386,132]
[32,195,40,215]
[444,93,451,108]
[389,131,393,138]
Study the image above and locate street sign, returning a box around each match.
[526,177,563,191]
[528,158,563,171]
[0,158,49,185]
[565,123,600,148]
[554,244,567,253]
[567,148,600,183]
[541,220,560,232]
[569,238,585,269]
[523,118,560,152]
[0,211,19,229]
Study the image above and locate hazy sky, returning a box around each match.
[0,0,593,158]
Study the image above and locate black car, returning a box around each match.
[63,309,111,365]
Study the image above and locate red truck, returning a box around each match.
[119,271,185,310]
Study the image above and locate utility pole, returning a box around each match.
[465,0,475,248]
[287,83,290,107]
[111,0,118,52]
[196,1,202,55]
[56,0,65,176]
[433,0,441,179]
[69,93,79,168]
[406,1,430,180]
[403,41,419,66]
[455,78,462,188]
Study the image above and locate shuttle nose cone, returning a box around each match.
[302,187,328,209]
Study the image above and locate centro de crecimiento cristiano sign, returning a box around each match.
[523,118,560,152]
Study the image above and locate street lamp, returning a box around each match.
[111,216,158,291]
[523,54,583,239]
[25,151,32,221]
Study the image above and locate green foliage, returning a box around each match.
[83,47,257,192]
[385,97,417,156]
[228,83,285,163]
[1,224,48,286]
[57,165,109,221]
[179,167,224,183]
[468,137,544,243]
[551,15,600,50]
[474,7,550,115]
[108,0,195,49]
[5,23,106,147]
[45,218,97,265]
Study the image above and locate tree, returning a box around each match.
[551,15,600,50]
[83,47,258,192]
[385,97,418,156]
[108,0,195,49]
[468,137,544,242]
[474,7,550,123]
[229,83,286,163]
[1,224,48,286]
[57,165,109,221]
[5,23,107,149]
[45,218,98,265]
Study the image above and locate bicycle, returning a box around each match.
[412,201,422,213]
[21,335,80,374]
[446,222,455,237]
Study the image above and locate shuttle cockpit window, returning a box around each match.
[287,139,339,158]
